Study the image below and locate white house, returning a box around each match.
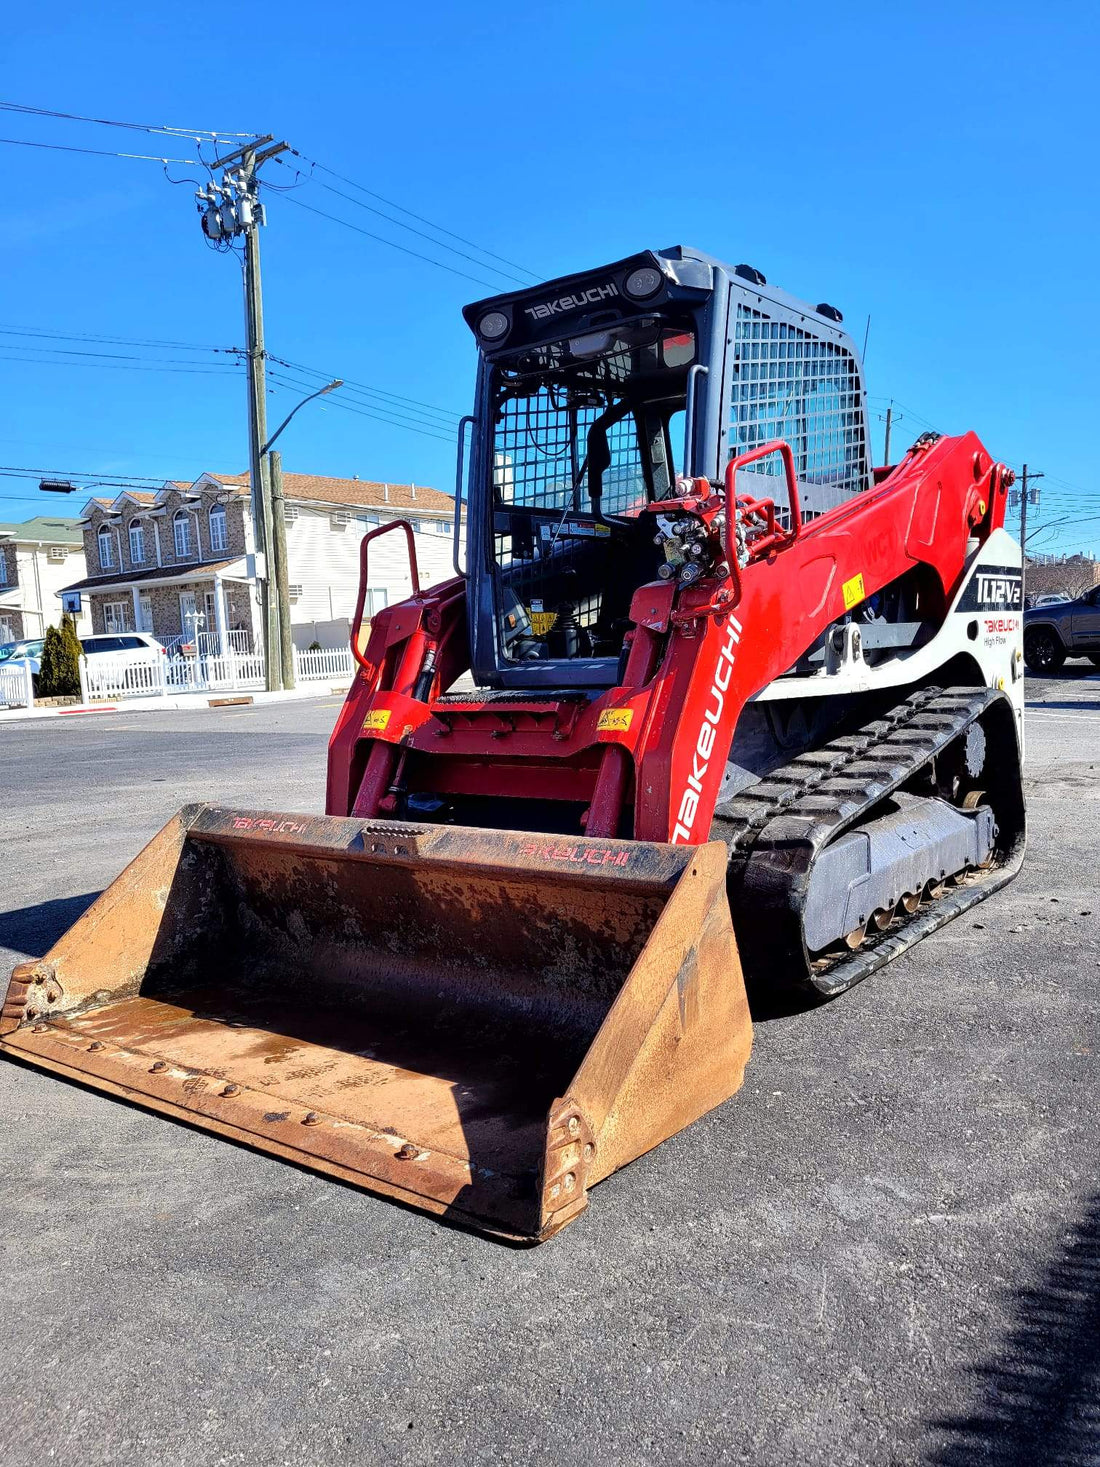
[0,517,91,643]
[60,470,462,652]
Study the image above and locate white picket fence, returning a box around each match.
[0,661,35,709]
[79,645,354,703]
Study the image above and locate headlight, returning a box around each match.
[478,310,509,341]
[624,267,663,300]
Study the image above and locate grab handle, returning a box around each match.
[351,519,420,671]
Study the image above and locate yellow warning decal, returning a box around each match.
[597,708,634,732]
[363,708,392,732]
[529,611,558,637]
[842,572,866,610]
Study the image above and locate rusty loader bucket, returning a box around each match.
[1,807,752,1241]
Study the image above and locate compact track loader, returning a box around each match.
[3,248,1026,1240]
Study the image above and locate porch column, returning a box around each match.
[131,585,141,632]
[213,575,229,656]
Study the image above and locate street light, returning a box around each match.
[259,379,342,691]
[260,379,342,457]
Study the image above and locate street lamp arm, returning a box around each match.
[260,379,342,457]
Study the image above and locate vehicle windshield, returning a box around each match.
[487,317,697,665]
[0,641,38,661]
[491,319,695,518]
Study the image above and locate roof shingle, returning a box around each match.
[208,471,454,513]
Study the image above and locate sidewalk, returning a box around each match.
[0,679,352,722]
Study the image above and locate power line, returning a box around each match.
[287,150,540,282]
[0,350,241,378]
[266,371,455,444]
[0,135,202,165]
[278,192,504,291]
[275,156,532,287]
[0,342,240,366]
[267,353,461,424]
[0,324,240,352]
[0,100,254,140]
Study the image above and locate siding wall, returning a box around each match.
[0,539,91,637]
[284,505,463,648]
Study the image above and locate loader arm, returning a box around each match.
[329,427,1012,847]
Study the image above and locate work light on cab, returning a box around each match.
[477,310,509,341]
[624,266,664,299]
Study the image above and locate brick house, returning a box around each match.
[60,471,459,652]
[0,517,90,643]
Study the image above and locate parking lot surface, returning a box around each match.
[1,679,1097,1466]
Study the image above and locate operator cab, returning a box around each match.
[460,247,871,690]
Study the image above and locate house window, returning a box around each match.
[364,587,388,618]
[129,521,146,564]
[138,594,153,633]
[103,601,130,634]
[98,525,115,570]
[434,520,453,534]
[359,513,380,529]
[209,503,227,553]
[173,511,191,558]
[283,504,299,524]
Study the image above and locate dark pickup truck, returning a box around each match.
[1024,585,1100,672]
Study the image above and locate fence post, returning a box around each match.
[159,654,169,697]
[78,654,89,706]
[24,659,35,708]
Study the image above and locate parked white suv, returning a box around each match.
[81,632,165,663]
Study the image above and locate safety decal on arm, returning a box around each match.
[842,573,866,610]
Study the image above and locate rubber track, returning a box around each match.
[712,686,1023,996]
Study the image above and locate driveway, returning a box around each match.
[1,685,1097,1466]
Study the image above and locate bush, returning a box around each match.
[38,615,82,698]
[308,640,323,652]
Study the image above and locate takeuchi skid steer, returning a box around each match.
[2,248,1026,1241]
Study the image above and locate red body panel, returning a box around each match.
[327,432,1010,843]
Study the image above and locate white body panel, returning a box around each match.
[754,529,1025,744]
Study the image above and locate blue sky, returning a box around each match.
[3,1,1098,554]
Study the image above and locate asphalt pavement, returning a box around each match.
[1,677,1098,1467]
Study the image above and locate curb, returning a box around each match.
[1,683,352,723]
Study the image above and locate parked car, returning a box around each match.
[1033,592,1070,607]
[81,632,166,663]
[0,637,44,674]
[1023,586,1100,672]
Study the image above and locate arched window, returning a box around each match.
[128,519,146,564]
[209,502,227,553]
[97,524,114,570]
[173,510,191,558]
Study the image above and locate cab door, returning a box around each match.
[1070,586,1100,647]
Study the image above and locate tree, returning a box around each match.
[37,615,82,698]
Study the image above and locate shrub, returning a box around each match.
[38,615,82,698]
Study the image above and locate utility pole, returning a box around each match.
[882,401,902,466]
[268,451,295,689]
[1018,463,1044,555]
[195,136,288,691]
